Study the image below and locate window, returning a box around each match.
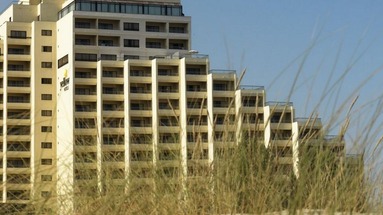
[124,22,139,31]
[41,191,51,198]
[124,55,139,60]
[41,142,52,149]
[100,54,117,61]
[41,94,52,100]
[41,159,52,165]
[41,30,52,36]
[42,46,52,52]
[41,78,52,84]
[41,126,52,132]
[169,43,185,50]
[146,42,162,49]
[75,53,97,62]
[58,54,68,68]
[98,40,114,46]
[41,175,52,181]
[10,30,27,38]
[146,25,160,32]
[41,110,52,116]
[169,26,185,33]
[98,23,113,29]
[124,39,139,48]
[41,62,52,68]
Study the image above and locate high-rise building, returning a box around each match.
[0,0,345,213]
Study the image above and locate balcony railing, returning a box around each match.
[131,122,152,127]
[8,98,30,103]
[295,117,322,124]
[102,89,124,95]
[130,88,151,93]
[324,135,342,141]
[240,85,265,90]
[8,83,30,87]
[209,69,236,74]
[266,101,293,107]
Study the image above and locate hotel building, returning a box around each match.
[0,0,345,213]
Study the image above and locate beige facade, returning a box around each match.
[0,0,345,213]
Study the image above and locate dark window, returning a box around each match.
[75,38,91,45]
[169,26,185,33]
[41,30,52,36]
[41,62,52,68]
[75,22,91,28]
[124,55,139,60]
[98,40,114,46]
[58,54,69,68]
[146,25,160,32]
[146,42,162,49]
[41,126,52,132]
[98,23,113,29]
[41,94,52,100]
[124,22,139,31]
[75,53,97,62]
[124,39,139,48]
[10,30,27,38]
[169,43,185,50]
[41,78,52,84]
[42,46,52,52]
[41,175,52,181]
[41,142,52,148]
[41,159,52,165]
[41,110,52,116]
[41,191,51,198]
[100,54,117,61]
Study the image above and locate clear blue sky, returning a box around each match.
[181,1,383,154]
[1,0,383,154]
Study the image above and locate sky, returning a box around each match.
[1,0,383,155]
[182,1,383,157]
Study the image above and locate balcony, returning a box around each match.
[7,158,30,169]
[7,95,30,109]
[7,118,31,126]
[7,65,31,78]
[103,135,124,146]
[7,36,31,45]
[7,48,31,61]
[274,157,293,165]
[102,87,124,101]
[266,101,293,109]
[158,85,179,99]
[98,20,120,31]
[74,76,97,85]
[146,39,166,49]
[130,108,152,117]
[240,85,265,92]
[75,104,97,118]
[130,68,151,78]
[169,23,188,34]
[130,119,152,134]
[75,35,97,47]
[7,80,30,93]
[102,102,124,117]
[271,139,292,148]
[169,39,188,50]
[295,117,322,128]
[102,70,124,84]
[98,36,120,47]
[157,75,179,83]
[130,85,152,100]
[186,84,207,98]
[157,68,178,81]
[75,87,97,101]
